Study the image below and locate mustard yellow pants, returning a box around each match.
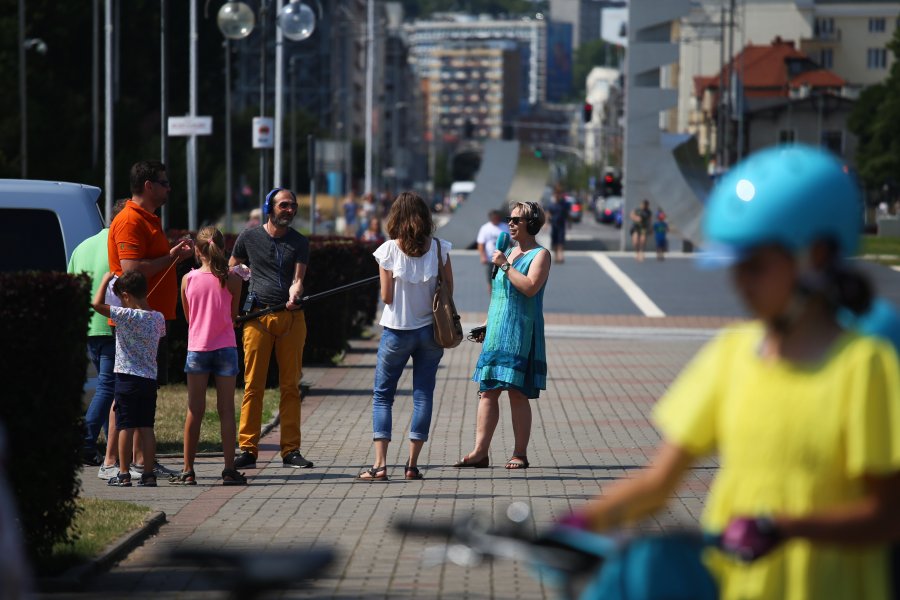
[239,310,306,458]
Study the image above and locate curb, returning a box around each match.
[38,510,167,592]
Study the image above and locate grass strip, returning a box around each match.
[861,235,900,260]
[39,498,151,576]
[152,385,281,455]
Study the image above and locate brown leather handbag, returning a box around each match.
[432,239,463,349]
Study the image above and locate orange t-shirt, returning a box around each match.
[107,200,177,320]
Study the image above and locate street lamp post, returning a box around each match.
[274,0,317,189]
[216,1,255,233]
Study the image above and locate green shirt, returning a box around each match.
[67,229,112,337]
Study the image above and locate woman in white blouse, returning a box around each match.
[358,192,453,481]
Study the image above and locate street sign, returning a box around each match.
[253,117,275,149]
[168,116,213,136]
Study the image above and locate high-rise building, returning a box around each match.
[549,0,626,49]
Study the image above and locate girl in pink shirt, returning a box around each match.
[175,227,246,485]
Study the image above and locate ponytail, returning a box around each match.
[196,226,229,287]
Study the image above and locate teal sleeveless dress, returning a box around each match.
[472,247,548,398]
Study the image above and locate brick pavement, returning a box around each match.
[53,317,721,599]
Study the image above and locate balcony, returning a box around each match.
[809,28,841,43]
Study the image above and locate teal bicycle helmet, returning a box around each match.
[702,144,861,263]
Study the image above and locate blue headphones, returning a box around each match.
[263,187,297,217]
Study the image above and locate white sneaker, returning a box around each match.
[97,463,119,480]
[129,463,144,479]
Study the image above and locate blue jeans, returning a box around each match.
[372,325,443,442]
[86,336,116,452]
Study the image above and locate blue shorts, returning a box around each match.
[114,373,158,429]
[184,347,239,377]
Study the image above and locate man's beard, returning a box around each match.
[272,213,295,227]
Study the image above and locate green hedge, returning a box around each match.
[164,231,380,383]
[0,272,89,560]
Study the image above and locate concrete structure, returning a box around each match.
[624,0,704,246]
[549,0,627,49]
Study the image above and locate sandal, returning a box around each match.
[168,469,196,485]
[453,455,489,468]
[222,468,248,486]
[505,456,529,470]
[405,461,424,480]
[357,466,388,481]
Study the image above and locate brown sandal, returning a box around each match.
[357,466,388,481]
[505,456,529,470]
[405,461,424,480]
[453,455,489,468]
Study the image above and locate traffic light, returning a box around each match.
[582,102,593,123]
[602,173,621,197]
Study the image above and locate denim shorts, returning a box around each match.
[184,347,239,377]
[114,373,158,429]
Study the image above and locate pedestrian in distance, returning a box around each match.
[229,188,314,470]
[341,194,357,237]
[91,271,168,487]
[630,199,652,262]
[654,210,670,261]
[560,145,900,600]
[545,188,569,264]
[173,227,247,486]
[358,192,451,481]
[108,160,193,479]
[359,216,385,244]
[457,201,551,470]
[67,199,127,475]
[476,209,510,298]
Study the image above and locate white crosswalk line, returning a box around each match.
[589,252,666,317]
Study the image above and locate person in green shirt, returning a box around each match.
[68,200,126,477]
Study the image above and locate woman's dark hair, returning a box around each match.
[113,270,148,299]
[385,192,434,257]
[801,239,872,315]
[195,226,229,287]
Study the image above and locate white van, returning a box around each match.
[0,180,104,272]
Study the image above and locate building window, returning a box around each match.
[820,48,833,69]
[815,17,834,36]
[867,48,888,69]
[821,131,843,156]
[869,18,886,32]
[778,130,796,145]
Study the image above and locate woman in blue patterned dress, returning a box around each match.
[455,201,551,470]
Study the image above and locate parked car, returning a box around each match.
[595,196,623,228]
[0,179,104,272]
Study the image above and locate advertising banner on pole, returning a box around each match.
[252,117,275,149]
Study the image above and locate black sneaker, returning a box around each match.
[82,450,102,466]
[282,451,313,469]
[107,472,132,487]
[233,450,257,469]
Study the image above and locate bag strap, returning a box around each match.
[434,238,443,285]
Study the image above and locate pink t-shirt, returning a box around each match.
[184,269,236,351]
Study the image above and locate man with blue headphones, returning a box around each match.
[229,187,314,469]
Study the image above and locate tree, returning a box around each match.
[571,38,619,99]
[848,27,900,195]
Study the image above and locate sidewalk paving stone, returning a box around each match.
[49,317,717,599]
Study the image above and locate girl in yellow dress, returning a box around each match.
[568,145,900,599]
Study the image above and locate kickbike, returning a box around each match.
[394,502,719,600]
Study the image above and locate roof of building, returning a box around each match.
[694,37,845,99]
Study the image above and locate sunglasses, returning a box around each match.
[277,201,299,210]
[152,179,171,188]
[506,216,525,224]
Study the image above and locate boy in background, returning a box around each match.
[653,211,670,262]
[92,271,167,487]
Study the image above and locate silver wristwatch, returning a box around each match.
[500,263,510,272]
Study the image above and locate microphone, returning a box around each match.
[491,231,511,279]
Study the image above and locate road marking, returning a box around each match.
[589,252,665,317]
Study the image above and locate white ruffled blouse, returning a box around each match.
[373,238,452,330]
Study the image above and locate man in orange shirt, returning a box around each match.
[108,160,193,477]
